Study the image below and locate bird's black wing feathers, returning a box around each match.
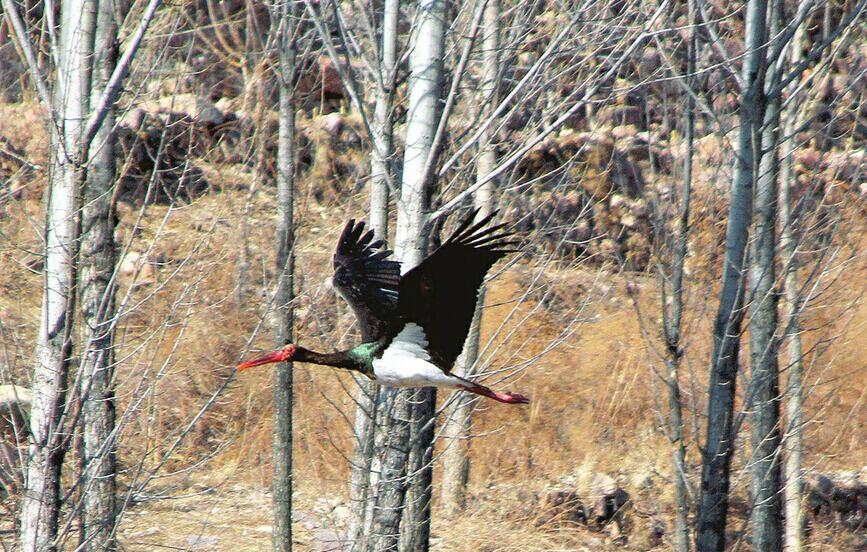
[397,209,517,370]
[333,220,401,341]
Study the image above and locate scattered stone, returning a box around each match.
[116,109,209,205]
[806,472,867,532]
[589,473,630,527]
[118,251,157,286]
[537,488,587,527]
[596,105,643,128]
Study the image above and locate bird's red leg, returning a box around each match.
[457,382,529,404]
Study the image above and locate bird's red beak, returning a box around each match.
[237,345,295,371]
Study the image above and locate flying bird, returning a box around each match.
[238,210,529,404]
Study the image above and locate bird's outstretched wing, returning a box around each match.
[333,220,401,342]
[397,209,517,370]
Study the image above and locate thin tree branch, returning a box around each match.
[1,0,54,109]
[429,0,673,223]
[82,0,163,152]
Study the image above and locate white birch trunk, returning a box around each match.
[397,1,445,548]
[780,21,806,552]
[368,0,399,239]
[20,2,95,549]
[367,0,444,549]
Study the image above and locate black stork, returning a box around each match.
[238,210,529,404]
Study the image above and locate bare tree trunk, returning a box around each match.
[19,2,96,549]
[349,0,399,545]
[747,1,783,548]
[399,386,435,552]
[368,0,399,238]
[748,82,783,552]
[272,2,297,550]
[780,23,806,552]
[398,1,445,549]
[78,1,120,549]
[695,0,768,548]
[440,0,500,516]
[657,2,696,547]
[368,0,444,549]
[367,389,411,551]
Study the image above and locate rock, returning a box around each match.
[116,110,209,205]
[215,97,235,113]
[695,134,726,166]
[119,107,147,130]
[537,488,587,526]
[23,254,44,273]
[611,124,638,140]
[119,252,143,278]
[155,94,225,125]
[119,252,155,285]
[318,55,345,97]
[639,48,662,77]
[319,112,344,136]
[0,385,31,438]
[806,472,867,532]
[597,105,643,128]
[648,522,665,547]
[590,473,629,526]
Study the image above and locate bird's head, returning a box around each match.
[237,344,298,371]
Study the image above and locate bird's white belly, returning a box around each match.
[372,356,463,388]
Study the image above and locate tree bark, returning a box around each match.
[19,2,96,550]
[368,0,444,549]
[349,0,399,545]
[399,387,435,551]
[397,1,445,549]
[747,1,783,548]
[780,22,806,552]
[440,0,500,516]
[657,2,695,547]
[273,1,297,549]
[368,0,399,239]
[78,1,120,549]
[695,0,768,548]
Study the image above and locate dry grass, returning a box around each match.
[1,97,865,549]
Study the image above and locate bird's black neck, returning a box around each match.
[293,346,370,375]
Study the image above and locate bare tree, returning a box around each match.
[2,0,161,548]
[78,1,121,549]
[272,1,298,549]
[695,0,769,546]
[367,0,445,548]
[349,0,400,543]
[440,0,501,516]
[746,0,786,548]
[779,21,807,552]
[18,2,97,548]
[648,3,698,549]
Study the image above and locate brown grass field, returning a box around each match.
[1,100,865,550]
